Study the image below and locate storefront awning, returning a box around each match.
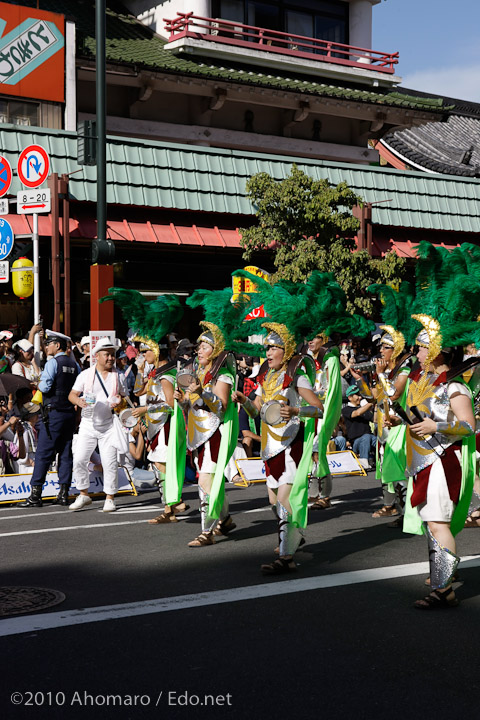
[2,214,242,249]
[373,237,461,258]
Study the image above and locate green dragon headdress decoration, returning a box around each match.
[233,269,375,362]
[409,242,480,369]
[186,287,260,359]
[99,288,183,362]
[367,281,418,361]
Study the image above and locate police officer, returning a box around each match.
[19,330,79,508]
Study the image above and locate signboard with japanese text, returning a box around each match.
[0,1,65,103]
[0,468,136,504]
[0,259,8,282]
[327,450,366,476]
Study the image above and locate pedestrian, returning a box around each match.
[11,338,41,389]
[341,386,377,468]
[19,330,79,507]
[68,337,126,512]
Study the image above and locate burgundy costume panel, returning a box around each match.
[196,428,221,471]
[411,442,463,508]
[265,424,305,480]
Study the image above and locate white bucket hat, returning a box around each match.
[14,338,34,352]
[91,337,120,356]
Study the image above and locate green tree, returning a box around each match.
[240,165,406,315]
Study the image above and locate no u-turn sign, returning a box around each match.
[17,145,50,188]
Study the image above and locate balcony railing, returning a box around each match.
[164,13,399,74]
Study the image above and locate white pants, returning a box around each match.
[73,420,119,495]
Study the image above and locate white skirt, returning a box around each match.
[147,426,168,463]
[417,450,461,523]
[266,447,298,490]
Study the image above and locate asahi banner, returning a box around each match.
[0,468,136,504]
[0,1,65,103]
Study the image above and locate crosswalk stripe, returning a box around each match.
[1,555,479,638]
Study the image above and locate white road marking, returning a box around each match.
[2,555,479,638]
[240,497,376,515]
[0,506,164,521]
[0,519,154,537]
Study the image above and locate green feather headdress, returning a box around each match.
[410,242,480,367]
[232,269,375,360]
[186,287,263,358]
[235,270,374,338]
[100,288,183,360]
[368,281,419,359]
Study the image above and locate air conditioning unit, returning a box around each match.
[14,116,31,126]
[210,19,243,39]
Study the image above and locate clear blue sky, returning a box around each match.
[372,0,480,102]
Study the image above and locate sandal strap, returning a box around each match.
[414,588,459,609]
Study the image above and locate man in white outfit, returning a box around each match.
[68,337,126,512]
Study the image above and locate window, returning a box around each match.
[0,98,39,126]
[213,1,348,44]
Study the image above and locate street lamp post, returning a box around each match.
[91,0,114,332]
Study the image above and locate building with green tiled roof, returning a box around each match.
[0,0,478,333]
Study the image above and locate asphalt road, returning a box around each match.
[1,472,479,720]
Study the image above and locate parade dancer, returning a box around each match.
[171,287,245,547]
[233,270,373,575]
[234,321,321,574]
[397,243,480,609]
[99,289,187,522]
[353,283,416,522]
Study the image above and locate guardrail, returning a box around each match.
[164,13,398,74]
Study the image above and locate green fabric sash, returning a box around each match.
[165,401,187,506]
[451,434,476,536]
[380,378,409,488]
[403,435,476,537]
[290,416,316,529]
[382,425,407,491]
[316,350,342,478]
[208,376,239,518]
[402,477,422,535]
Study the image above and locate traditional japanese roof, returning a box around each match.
[1,0,448,115]
[1,125,479,235]
[380,91,480,177]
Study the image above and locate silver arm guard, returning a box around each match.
[298,406,323,419]
[243,398,259,418]
[148,401,172,414]
[201,388,225,419]
[435,420,474,437]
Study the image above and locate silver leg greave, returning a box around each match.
[277,501,302,557]
[199,485,218,534]
[468,488,480,514]
[426,525,460,590]
[152,466,164,503]
[395,481,407,512]
[219,495,229,522]
[309,461,319,498]
[319,473,333,498]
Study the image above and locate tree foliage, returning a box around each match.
[240,165,406,315]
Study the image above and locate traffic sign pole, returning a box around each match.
[33,213,40,354]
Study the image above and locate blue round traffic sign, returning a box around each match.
[0,217,14,261]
